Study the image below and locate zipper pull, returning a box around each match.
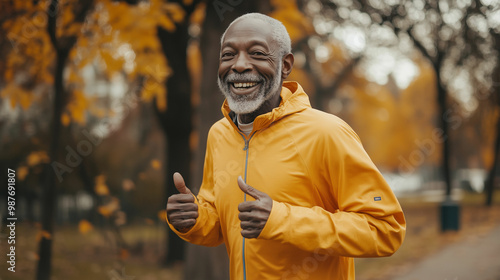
[243,139,249,151]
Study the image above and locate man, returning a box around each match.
[166,13,406,280]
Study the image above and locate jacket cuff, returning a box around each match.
[258,200,288,241]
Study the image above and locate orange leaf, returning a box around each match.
[158,209,168,222]
[36,230,52,242]
[151,159,161,170]
[26,151,49,166]
[119,248,130,260]
[78,220,94,235]
[158,15,175,32]
[95,175,110,196]
[61,113,71,126]
[17,166,28,181]
[98,197,120,217]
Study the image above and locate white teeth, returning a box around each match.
[234,82,257,88]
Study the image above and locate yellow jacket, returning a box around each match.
[168,81,406,279]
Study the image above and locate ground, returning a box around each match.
[1,192,499,280]
[355,192,500,280]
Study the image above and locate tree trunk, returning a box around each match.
[485,32,500,206]
[156,22,193,264]
[187,1,271,279]
[36,47,69,280]
[436,69,452,197]
[36,1,93,278]
[486,118,500,206]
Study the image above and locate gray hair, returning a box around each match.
[220,13,292,58]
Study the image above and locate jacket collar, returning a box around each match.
[221,81,311,133]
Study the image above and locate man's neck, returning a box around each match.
[238,91,281,124]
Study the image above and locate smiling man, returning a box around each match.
[166,13,406,280]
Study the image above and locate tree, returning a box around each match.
[485,28,500,206]
[153,0,203,265]
[307,0,498,199]
[38,1,94,278]
[1,0,188,277]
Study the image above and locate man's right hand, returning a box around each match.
[166,172,198,232]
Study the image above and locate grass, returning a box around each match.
[0,221,183,280]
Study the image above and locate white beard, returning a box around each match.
[218,63,282,114]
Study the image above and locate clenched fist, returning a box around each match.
[166,172,198,232]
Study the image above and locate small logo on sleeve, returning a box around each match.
[374,196,382,201]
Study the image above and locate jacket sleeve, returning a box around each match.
[167,132,224,247]
[258,120,406,257]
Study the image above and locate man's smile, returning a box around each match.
[230,81,261,95]
[232,82,258,88]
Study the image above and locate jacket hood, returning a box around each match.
[221,81,312,132]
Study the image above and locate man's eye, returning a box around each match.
[222,52,234,58]
[252,51,265,56]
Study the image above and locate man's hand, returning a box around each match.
[237,176,273,238]
[166,172,198,232]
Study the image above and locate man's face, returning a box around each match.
[218,18,283,115]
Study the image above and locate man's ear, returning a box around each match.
[281,53,294,80]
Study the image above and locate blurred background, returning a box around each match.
[1,0,499,279]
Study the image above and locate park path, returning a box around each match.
[391,224,500,280]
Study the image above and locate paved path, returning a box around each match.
[392,224,500,280]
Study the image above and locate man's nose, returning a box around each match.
[231,53,252,73]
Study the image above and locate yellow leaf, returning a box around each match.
[98,198,120,217]
[98,206,113,217]
[151,159,161,170]
[78,220,94,235]
[189,2,206,26]
[158,15,176,32]
[164,3,186,23]
[155,86,167,112]
[26,151,49,167]
[19,92,31,110]
[100,51,124,74]
[95,175,110,196]
[269,1,315,44]
[61,113,71,126]
[17,166,28,181]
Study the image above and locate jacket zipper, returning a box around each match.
[240,131,255,280]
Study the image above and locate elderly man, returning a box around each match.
[166,13,406,280]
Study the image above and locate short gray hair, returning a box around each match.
[220,13,292,58]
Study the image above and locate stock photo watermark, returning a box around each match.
[51,64,164,182]
[6,168,17,273]
[281,247,337,280]
[7,0,60,52]
[213,0,244,21]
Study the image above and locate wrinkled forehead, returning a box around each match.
[221,18,275,49]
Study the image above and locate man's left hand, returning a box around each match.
[237,176,273,239]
